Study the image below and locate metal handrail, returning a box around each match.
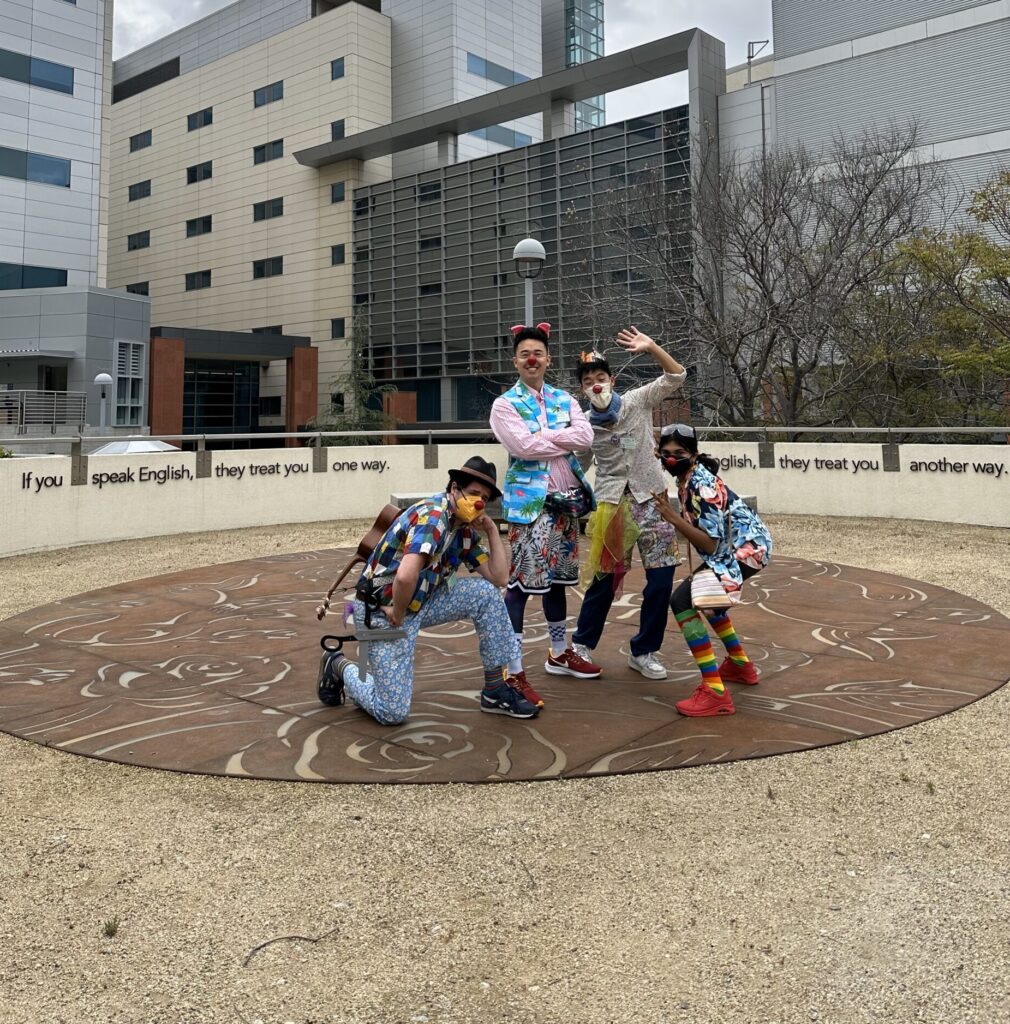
[4,424,1008,446]
[0,390,87,433]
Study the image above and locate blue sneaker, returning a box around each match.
[480,681,539,718]
[317,651,348,706]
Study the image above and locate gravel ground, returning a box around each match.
[1,515,1008,1024]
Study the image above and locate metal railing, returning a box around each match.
[3,424,1008,450]
[0,390,87,434]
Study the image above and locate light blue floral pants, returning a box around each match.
[343,575,519,726]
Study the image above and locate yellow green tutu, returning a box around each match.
[582,499,641,594]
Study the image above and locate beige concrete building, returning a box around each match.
[106,2,392,413]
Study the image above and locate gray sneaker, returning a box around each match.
[571,642,594,663]
[628,651,668,680]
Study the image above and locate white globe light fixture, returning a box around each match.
[512,237,547,324]
[94,372,113,429]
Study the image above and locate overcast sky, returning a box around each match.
[113,0,773,123]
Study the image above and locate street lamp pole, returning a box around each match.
[512,238,546,325]
[94,372,113,429]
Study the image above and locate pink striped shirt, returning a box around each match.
[489,386,594,492]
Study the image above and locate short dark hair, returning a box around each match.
[577,354,611,384]
[512,326,549,352]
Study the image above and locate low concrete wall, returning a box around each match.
[1,441,1007,558]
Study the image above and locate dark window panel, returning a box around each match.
[252,325,283,335]
[187,106,213,131]
[253,80,283,107]
[330,317,346,339]
[253,197,284,221]
[186,215,212,237]
[112,57,179,103]
[129,129,152,152]
[252,256,283,279]
[253,139,283,164]
[125,281,149,295]
[330,181,345,203]
[331,244,345,265]
[185,269,211,290]
[128,179,151,201]
[186,160,212,183]
[331,57,344,80]
[127,230,150,251]
[331,119,345,141]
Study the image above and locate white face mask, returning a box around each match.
[584,382,613,410]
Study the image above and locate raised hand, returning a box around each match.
[616,326,657,353]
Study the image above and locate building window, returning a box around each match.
[353,293,371,306]
[252,325,282,335]
[330,318,345,339]
[115,342,145,427]
[492,273,508,286]
[496,222,508,236]
[419,235,442,251]
[125,281,149,295]
[418,283,442,297]
[331,181,345,203]
[187,106,213,131]
[331,120,345,141]
[331,57,345,80]
[259,395,282,416]
[185,269,211,290]
[0,262,67,290]
[353,196,371,216]
[252,256,283,279]
[128,179,151,201]
[253,139,283,165]
[186,215,212,237]
[186,160,212,184]
[253,197,284,221]
[416,181,441,203]
[127,230,150,251]
[469,125,532,148]
[0,49,75,95]
[129,129,152,152]
[466,52,529,87]
[0,146,71,188]
[253,80,283,107]
[331,244,345,266]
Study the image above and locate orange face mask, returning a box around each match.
[454,494,485,523]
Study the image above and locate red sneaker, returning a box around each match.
[719,658,759,685]
[507,670,544,708]
[676,682,735,717]
[545,647,602,679]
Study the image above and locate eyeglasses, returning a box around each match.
[659,423,695,439]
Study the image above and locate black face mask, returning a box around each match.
[659,453,693,477]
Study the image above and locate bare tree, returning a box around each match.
[562,123,950,425]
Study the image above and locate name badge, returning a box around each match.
[620,436,638,450]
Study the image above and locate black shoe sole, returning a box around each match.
[317,652,346,707]
[480,703,539,718]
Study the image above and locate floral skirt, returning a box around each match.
[507,508,580,594]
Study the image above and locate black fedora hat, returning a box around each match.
[447,455,501,501]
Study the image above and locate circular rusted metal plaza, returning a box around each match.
[0,549,1007,783]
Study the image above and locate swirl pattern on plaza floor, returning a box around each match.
[0,550,1007,783]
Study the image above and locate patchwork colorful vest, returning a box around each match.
[500,381,595,524]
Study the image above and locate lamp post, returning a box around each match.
[512,237,546,325]
[94,372,113,429]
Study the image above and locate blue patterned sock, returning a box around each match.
[508,633,523,675]
[546,619,567,656]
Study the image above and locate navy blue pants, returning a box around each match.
[573,565,676,657]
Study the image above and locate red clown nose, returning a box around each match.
[592,384,603,394]
[474,500,485,511]
[526,357,539,368]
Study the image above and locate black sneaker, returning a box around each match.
[480,681,539,718]
[317,651,348,706]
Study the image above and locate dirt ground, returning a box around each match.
[0,515,1007,1024]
